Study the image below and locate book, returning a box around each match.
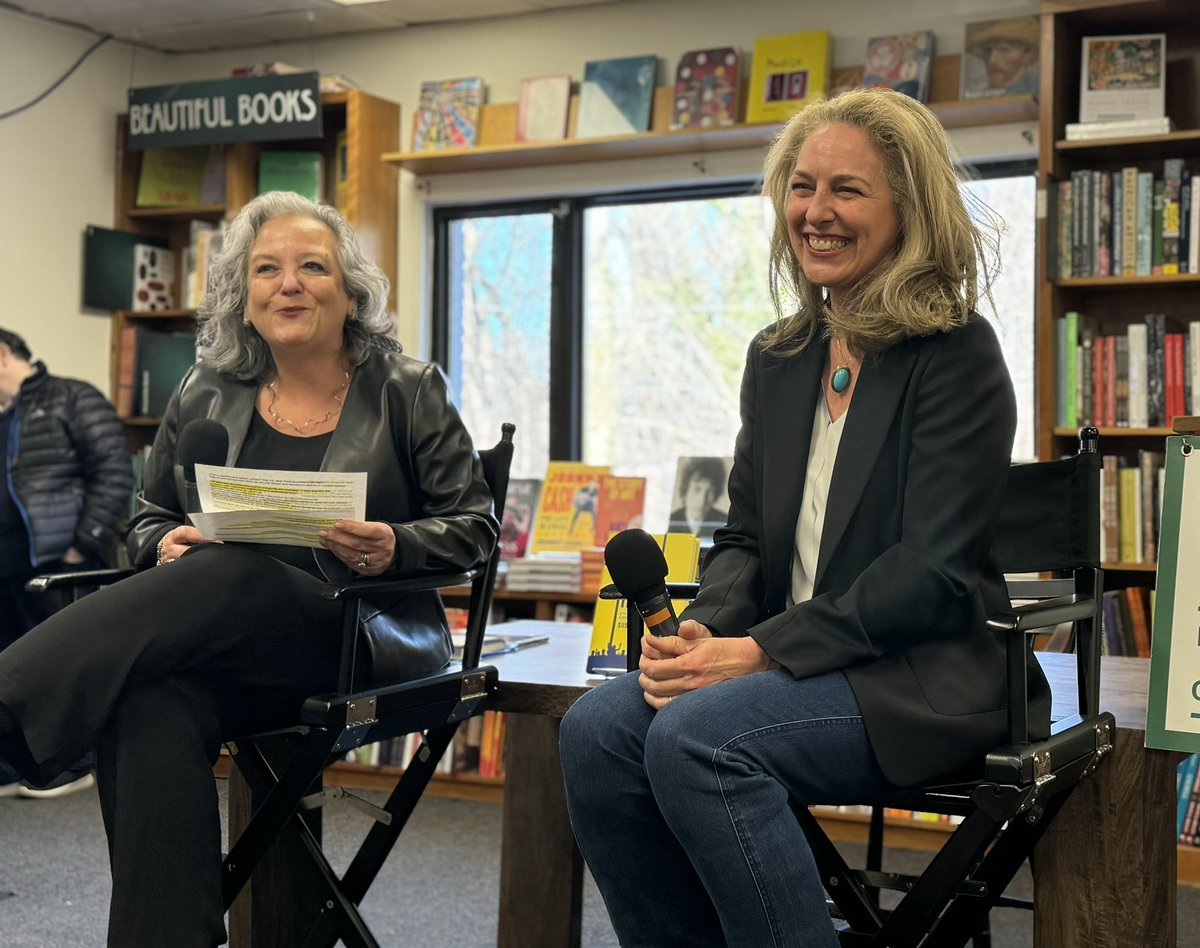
[576,55,657,138]
[516,75,571,143]
[670,47,740,130]
[745,30,831,125]
[498,477,542,561]
[529,462,610,554]
[450,629,549,662]
[412,77,484,151]
[1162,158,1184,275]
[960,16,1040,99]
[1078,34,1166,124]
[1064,117,1174,140]
[258,150,322,201]
[667,456,732,540]
[862,31,934,103]
[587,531,701,676]
[131,244,176,312]
[593,474,646,547]
[135,146,210,207]
[115,324,139,417]
[83,225,169,311]
[135,329,196,417]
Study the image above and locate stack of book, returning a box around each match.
[506,553,581,593]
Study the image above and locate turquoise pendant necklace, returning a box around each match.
[831,364,852,393]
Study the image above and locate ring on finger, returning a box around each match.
[356,551,370,569]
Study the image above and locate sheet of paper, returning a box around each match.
[189,464,367,547]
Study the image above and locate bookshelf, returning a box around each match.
[109,89,400,451]
[1037,1,1199,587]
[382,54,1035,174]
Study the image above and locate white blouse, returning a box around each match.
[789,399,847,606]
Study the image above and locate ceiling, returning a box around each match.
[1,0,638,54]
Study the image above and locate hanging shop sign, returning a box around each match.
[127,72,322,150]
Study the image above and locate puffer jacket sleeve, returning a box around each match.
[68,381,135,563]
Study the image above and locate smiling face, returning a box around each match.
[245,213,355,358]
[785,123,901,311]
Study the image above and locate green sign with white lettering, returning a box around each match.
[127,73,322,150]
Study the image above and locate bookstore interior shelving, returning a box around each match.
[109,89,399,452]
[107,2,1200,880]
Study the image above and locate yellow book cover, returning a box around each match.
[136,146,209,207]
[587,532,701,676]
[529,462,611,554]
[745,30,832,125]
[1117,466,1140,564]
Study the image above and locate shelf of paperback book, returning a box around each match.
[382,95,1036,176]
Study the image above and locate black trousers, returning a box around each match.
[0,543,342,947]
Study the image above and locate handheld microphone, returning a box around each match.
[177,419,229,513]
[604,528,680,637]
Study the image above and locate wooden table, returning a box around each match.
[485,621,1180,948]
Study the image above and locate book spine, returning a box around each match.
[1163,157,1184,275]
[1127,323,1148,429]
[1105,332,1117,428]
[1063,311,1079,428]
[1151,177,1165,275]
[1121,167,1139,276]
[1118,466,1139,564]
[116,324,138,418]
[1182,167,1194,274]
[1111,172,1123,277]
[1115,334,1128,428]
[1191,322,1200,416]
[1191,176,1200,275]
[1080,325,1094,426]
[1180,755,1200,841]
[1101,454,1119,562]
[1136,171,1154,277]
[1138,450,1158,566]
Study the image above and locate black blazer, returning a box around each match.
[682,314,1050,787]
[128,345,497,581]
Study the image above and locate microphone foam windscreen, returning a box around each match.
[604,529,669,599]
[177,419,229,480]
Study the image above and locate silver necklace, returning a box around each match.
[266,370,349,435]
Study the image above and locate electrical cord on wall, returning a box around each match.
[0,32,111,121]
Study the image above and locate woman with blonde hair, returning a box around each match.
[560,87,1040,947]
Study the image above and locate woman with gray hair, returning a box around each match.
[0,191,497,947]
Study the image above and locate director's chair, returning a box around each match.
[610,427,1111,948]
[30,422,514,948]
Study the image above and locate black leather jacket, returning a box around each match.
[128,345,497,579]
[5,362,133,568]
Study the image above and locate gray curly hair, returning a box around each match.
[195,191,397,380]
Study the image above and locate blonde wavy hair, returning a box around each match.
[196,191,397,381]
[761,87,1000,357]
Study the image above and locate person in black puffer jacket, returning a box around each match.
[0,327,134,645]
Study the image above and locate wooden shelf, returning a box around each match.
[382,95,1036,176]
[1052,426,1174,437]
[1055,128,1200,161]
[124,203,227,220]
[1101,561,1157,573]
[1052,273,1200,288]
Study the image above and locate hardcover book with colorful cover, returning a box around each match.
[1078,34,1166,124]
[136,146,210,207]
[498,477,542,561]
[667,456,732,540]
[745,30,831,125]
[412,76,484,151]
[670,47,740,130]
[863,31,934,103]
[576,55,657,138]
[593,475,646,547]
[516,75,571,143]
[960,16,1040,99]
[258,151,322,202]
[529,462,611,554]
[587,532,700,676]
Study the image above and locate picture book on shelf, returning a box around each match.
[258,150,322,202]
[670,47,740,130]
[1078,34,1166,124]
[135,146,210,207]
[862,31,934,102]
[593,474,646,547]
[529,462,610,554]
[498,477,542,561]
[667,456,732,540]
[587,532,700,677]
[131,244,175,312]
[576,55,657,138]
[744,30,831,125]
[960,16,1039,99]
[516,75,571,143]
[412,76,484,151]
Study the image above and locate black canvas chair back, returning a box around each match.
[610,428,1112,948]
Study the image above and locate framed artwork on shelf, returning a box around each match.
[960,16,1039,99]
[1078,33,1166,124]
[575,55,657,138]
[670,47,740,130]
[411,76,484,151]
[516,74,571,143]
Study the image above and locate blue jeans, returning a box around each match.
[559,668,894,948]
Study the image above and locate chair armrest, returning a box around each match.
[986,594,1098,634]
[25,568,136,593]
[597,581,700,601]
[319,570,477,602]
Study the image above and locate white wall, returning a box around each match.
[0,0,1037,388]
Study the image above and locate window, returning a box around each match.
[435,166,1036,527]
